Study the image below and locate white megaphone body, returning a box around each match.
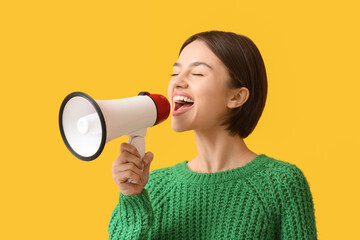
[59,91,170,162]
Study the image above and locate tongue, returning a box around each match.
[175,102,193,111]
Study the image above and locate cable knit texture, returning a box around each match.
[108,154,318,239]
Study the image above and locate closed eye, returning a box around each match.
[170,73,203,76]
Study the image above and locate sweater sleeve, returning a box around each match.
[108,188,154,240]
[278,165,318,240]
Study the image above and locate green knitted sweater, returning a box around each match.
[108,154,318,239]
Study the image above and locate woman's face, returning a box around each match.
[167,39,234,133]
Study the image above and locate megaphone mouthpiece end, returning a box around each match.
[141,92,170,126]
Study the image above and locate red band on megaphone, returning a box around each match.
[138,92,170,126]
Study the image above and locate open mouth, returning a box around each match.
[173,95,194,112]
[174,101,194,111]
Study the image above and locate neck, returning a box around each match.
[189,127,257,173]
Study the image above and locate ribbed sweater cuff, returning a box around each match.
[119,188,152,207]
[118,188,154,228]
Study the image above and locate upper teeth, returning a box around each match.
[173,95,194,103]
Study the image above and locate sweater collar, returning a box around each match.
[172,154,269,185]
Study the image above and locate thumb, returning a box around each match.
[142,152,154,172]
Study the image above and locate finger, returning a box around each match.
[114,151,142,169]
[120,142,141,158]
[112,162,143,177]
[142,152,154,175]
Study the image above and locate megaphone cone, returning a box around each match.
[59,91,170,161]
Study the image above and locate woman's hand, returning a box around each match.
[112,142,154,196]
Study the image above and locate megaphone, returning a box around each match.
[59,91,170,162]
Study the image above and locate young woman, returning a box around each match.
[109,30,318,239]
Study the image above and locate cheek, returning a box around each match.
[167,82,171,96]
[198,83,226,105]
[196,82,229,118]
[197,92,227,117]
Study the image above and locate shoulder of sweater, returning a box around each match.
[260,155,309,187]
[255,156,314,221]
[262,155,303,174]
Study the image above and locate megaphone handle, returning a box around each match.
[128,135,146,161]
[126,130,146,184]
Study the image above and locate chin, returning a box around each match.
[171,122,192,132]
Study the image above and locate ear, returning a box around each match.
[227,87,250,109]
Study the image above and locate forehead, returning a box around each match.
[176,40,222,67]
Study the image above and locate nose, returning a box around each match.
[171,72,189,89]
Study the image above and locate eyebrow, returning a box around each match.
[173,61,213,70]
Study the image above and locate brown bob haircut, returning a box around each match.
[179,30,268,139]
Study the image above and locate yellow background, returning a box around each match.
[1,0,359,239]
